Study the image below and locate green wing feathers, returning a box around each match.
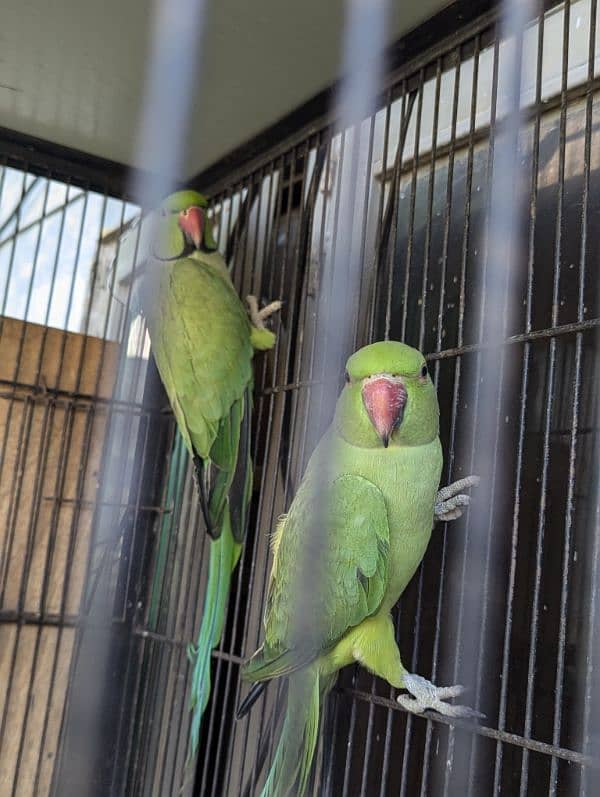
[208,393,243,531]
[208,387,254,543]
[241,474,390,796]
[248,473,390,677]
[147,255,253,458]
[227,388,254,544]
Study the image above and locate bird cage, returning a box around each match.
[1,0,599,795]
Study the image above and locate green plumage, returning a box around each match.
[141,190,276,762]
[242,341,443,797]
[147,252,253,459]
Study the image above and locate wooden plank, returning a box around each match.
[0,317,119,796]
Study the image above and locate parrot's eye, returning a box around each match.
[420,364,428,379]
[344,371,351,384]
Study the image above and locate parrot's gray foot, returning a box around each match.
[434,475,480,522]
[246,294,282,329]
[398,673,484,719]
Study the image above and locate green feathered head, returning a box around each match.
[334,340,439,448]
[152,189,218,260]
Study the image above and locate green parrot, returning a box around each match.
[238,340,479,797]
[140,189,280,760]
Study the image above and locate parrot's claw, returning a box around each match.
[398,673,484,719]
[435,494,471,521]
[246,295,282,329]
[434,475,480,522]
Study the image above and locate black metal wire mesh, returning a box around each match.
[195,2,600,795]
[0,0,599,795]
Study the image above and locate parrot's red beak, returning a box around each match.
[178,206,204,249]
[362,375,407,448]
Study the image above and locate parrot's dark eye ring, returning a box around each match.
[344,370,351,384]
[420,364,428,379]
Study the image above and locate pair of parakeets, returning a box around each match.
[142,190,480,796]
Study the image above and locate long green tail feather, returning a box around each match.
[188,507,241,759]
[260,668,333,797]
[149,433,188,628]
[187,388,253,761]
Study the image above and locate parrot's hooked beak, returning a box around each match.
[362,374,407,448]
[178,206,204,249]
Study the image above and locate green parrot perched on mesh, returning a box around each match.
[238,340,479,797]
[140,189,280,759]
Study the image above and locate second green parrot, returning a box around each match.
[238,340,479,796]
[140,190,280,760]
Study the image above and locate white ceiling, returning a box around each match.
[0,0,452,180]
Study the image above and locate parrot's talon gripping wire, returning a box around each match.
[434,474,480,522]
[398,673,484,719]
[246,294,282,329]
[436,475,480,502]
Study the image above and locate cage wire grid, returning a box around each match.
[0,0,599,795]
